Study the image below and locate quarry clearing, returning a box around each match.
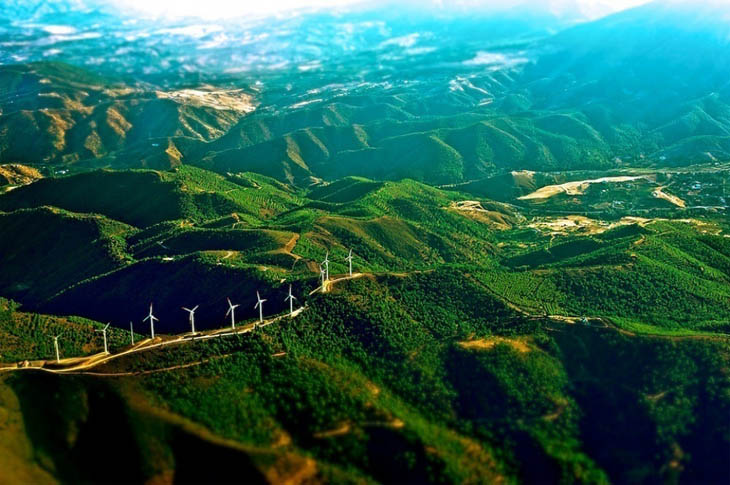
[528,215,646,236]
[518,175,647,200]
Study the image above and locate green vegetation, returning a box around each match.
[1,57,730,483]
[0,298,134,362]
[0,162,727,484]
[2,3,730,481]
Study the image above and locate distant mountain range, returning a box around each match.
[1,1,728,183]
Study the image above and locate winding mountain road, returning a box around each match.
[0,307,306,375]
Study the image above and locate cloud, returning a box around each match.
[98,0,652,20]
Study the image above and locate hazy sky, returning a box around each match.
[104,0,652,20]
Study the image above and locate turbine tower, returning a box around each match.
[345,248,354,277]
[284,284,297,315]
[182,305,199,334]
[322,251,330,281]
[129,321,134,345]
[53,334,61,363]
[254,291,267,324]
[226,298,240,329]
[319,265,327,292]
[143,303,159,339]
[96,323,111,354]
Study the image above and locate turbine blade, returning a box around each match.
[192,305,199,311]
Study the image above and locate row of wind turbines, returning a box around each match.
[142,286,291,340]
[49,248,357,364]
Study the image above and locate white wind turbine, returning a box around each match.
[284,284,297,316]
[254,291,267,325]
[322,251,330,281]
[345,248,354,277]
[182,305,199,334]
[52,334,62,363]
[225,298,240,329]
[143,303,159,339]
[96,323,111,354]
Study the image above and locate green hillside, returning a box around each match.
[2,273,727,483]
[0,166,301,227]
[0,207,131,304]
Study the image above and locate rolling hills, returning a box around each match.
[0,164,727,483]
[1,165,728,337]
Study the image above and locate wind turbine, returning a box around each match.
[52,334,61,363]
[96,323,111,354]
[254,291,267,324]
[284,284,297,316]
[143,303,159,339]
[225,298,239,329]
[322,251,330,281]
[182,305,199,334]
[345,248,354,277]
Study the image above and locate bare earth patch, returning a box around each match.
[459,336,531,353]
[450,201,515,229]
[156,86,257,113]
[652,186,687,208]
[528,215,647,236]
